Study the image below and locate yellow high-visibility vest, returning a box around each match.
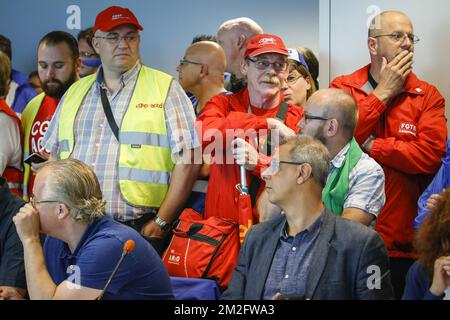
[58,66,174,207]
[21,92,46,201]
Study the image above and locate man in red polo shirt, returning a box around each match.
[21,31,80,201]
[197,34,303,228]
[330,10,447,299]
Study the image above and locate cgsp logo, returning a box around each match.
[258,37,276,45]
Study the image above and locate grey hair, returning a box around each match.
[285,136,330,188]
[42,159,106,224]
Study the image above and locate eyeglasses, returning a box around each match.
[303,112,329,122]
[30,194,60,208]
[286,74,304,85]
[95,34,139,45]
[372,32,420,44]
[179,59,203,67]
[247,57,288,72]
[80,51,99,59]
[263,158,306,176]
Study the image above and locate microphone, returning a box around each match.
[96,239,135,300]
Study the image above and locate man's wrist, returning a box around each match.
[373,87,394,104]
[22,237,41,247]
[153,215,170,231]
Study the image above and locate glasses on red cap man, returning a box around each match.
[91,6,143,75]
[38,6,201,256]
[240,34,290,101]
[196,34,304,236]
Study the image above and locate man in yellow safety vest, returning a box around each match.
[40,6,201,255]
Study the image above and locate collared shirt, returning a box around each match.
[263,211,324,300]
[330,142,385,217]
[44,216,173,300]
[42,63,199,221]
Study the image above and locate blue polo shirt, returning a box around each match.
[44,216,173,300]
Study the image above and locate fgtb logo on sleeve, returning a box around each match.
[399,122,417,136]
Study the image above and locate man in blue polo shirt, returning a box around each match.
[13,159,173,300]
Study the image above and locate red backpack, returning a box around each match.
[162,208,240,289]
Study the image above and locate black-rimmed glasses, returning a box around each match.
[303,113,329,122]
[179,59,203,67]
[247,57,287,72]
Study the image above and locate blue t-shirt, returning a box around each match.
[402,260,445,300]
[11,69,37,115]
[44,216,173,300]
[415,139,450,230]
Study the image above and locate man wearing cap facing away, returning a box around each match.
[40,6,201,255]
[197,34,303,229]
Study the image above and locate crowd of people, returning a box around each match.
[0,6,449,300]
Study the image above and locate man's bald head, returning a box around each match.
[218,17,263,38]
[307,89,359,139]
[217,17,263,76]
[186,41,226,77]
[368,10,412,37]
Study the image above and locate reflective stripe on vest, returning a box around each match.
[21,92,46,201]
[58,66,174,207]
[7,182,22,190]
[4,167,23,197]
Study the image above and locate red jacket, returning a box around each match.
[196,89,303,223]
[331,65,447,258]
[0,98,23,197]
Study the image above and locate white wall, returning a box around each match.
[0,0,319,79]
[320,0,450,133]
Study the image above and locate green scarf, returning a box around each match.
[322,138,362,215]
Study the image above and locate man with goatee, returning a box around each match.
[21,31,80,201]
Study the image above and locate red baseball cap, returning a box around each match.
[245,34,288,57]
[93,6,143,33]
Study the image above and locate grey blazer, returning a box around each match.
[222,209,394,300]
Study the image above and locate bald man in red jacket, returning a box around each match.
[330,11,447,299]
